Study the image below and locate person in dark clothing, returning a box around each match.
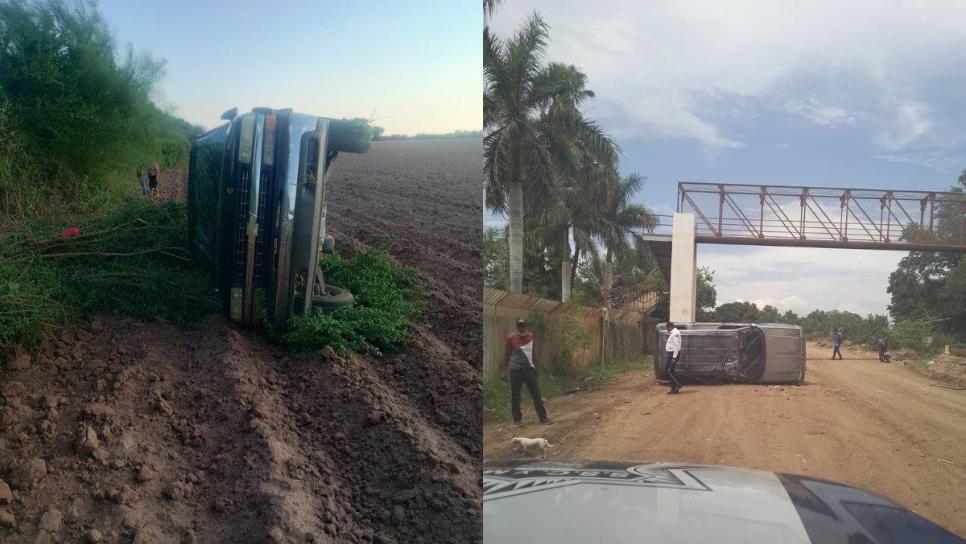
[664,322,683,394]
[877,338,891,363]
[147,162,160,199]
[832,329,844,360]
[507,319,550,427]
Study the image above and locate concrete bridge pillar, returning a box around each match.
[670,213,697,323]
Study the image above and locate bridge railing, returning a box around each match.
[665,182,966,251]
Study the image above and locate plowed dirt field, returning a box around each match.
[0,137,483,543]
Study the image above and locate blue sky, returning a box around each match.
[99,0,482,133]
[489,0,966,316]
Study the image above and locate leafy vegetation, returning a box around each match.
[0,199,217,351]
[0,0,207,358]
[271,249,424,356]
[887,174,966,339]
[484,10,655,301]
[0,0,201,217]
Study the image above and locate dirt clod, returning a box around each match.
[10,457,46,490]
[0,509,15,528]
[136,465,158,483]
[7,347,31,370]
[38,509,63,533]
[0,480,11,503]
[76,425,100,456]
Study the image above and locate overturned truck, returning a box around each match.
[653,323,806,384]
[188,107,372,327]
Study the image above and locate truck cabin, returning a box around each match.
[187,107,372,327]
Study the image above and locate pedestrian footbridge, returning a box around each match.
[640,182,966,321]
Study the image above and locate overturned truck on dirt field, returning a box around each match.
[187,107,372,326]
[653,323,806,384]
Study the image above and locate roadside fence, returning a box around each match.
[483,288,656,380]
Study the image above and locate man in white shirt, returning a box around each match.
[664,322,683,394]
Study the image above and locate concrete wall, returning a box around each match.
[483,288,656,381]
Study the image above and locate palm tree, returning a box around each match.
[485,15,615,293]
[484,0,501,18]
[597,172,658,299]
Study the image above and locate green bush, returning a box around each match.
[0,198,216,352]
[0,0,200,217]
[271,249,424,356]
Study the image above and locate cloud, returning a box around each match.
[490,0,966,153]
[698,245,901,315]
[784,99,857,127]
[876,100,933,150]
[875,150,965,175]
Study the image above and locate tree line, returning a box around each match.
[371,128,482,141]
[484,6,659,306]
[0,0,200,218]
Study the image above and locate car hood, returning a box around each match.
[483,460,963,544]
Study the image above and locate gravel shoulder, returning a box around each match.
[483,343,966,537]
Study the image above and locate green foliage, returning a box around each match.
[711,300,765,323]
[887,319,934,351]
[652,267,717,321]
[0,199,217,352]
[272,249,424,356]
[483,226,509,289]
[0,0,201,216]
[887,174,966,339]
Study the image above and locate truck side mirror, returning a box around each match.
[220,107,238,121]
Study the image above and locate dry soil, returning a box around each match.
[0,137,483,543]
[483,343,966,537]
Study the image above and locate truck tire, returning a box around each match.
[312,284,354,313]
[327,119,373,153]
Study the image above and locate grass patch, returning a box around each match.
[483,357,647,423]
[0,198,217,353]
[270,248,424,356]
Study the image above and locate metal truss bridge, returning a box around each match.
[641,182,966,286]
[650,182,966,251]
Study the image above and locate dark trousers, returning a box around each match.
[832,345,842,359]
[510,367,547,423]
[666,352,682,391]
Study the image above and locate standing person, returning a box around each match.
[136,167,147,197]
[832,328,844,360]
[665,322,683,394]
[507,319,550,427]
[147,161,160,200]
[877,338,890,363]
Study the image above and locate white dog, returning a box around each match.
[511,437,553,458]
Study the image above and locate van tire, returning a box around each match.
[312,284,354,313]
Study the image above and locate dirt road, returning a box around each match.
[1,138,483,543]
[483,345,966,537]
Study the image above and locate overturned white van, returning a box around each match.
[653,323,806,384]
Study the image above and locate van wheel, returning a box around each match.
[311,284,354,313]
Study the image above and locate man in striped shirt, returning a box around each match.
[507,319,550,427]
